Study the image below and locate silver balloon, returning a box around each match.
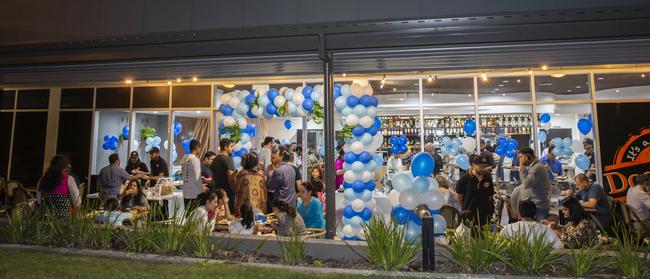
[422,189,444,211]
[399,189,422,210]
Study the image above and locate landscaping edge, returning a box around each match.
[0,243,575,279]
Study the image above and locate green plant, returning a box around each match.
[486,231,562,274]
[612,224,649,278]
[221,122,242,143]
[441,227,507,273]
[139,127,156,141]
[338,123,354,141]
[355,217,421,271]
[565,246,609,277]
[309,102,324,124]
[2,209,32,244]
[277,227,306,265]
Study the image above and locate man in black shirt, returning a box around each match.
[583,138,597,181]
[148,147,169,181]
[424,143,444,176]
[211,138,236,213]
[456,154,496,227]
[201,151,217,190]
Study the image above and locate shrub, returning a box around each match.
[612,226,649,278]
[442,227,506,273]
[488,231,562,274]
[277,230,305,265]
[565,246,609,277]
[357,217,421,271]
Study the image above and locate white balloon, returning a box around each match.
[344,170,358,183]
[237,118,248,128]
[223,116,236,127]
[351,161,365,173]
[252,106,264,117]
[360,133,373,145]
[399,189,422,210]
[311,90,322,102]
[365,160,377,172]
[220,93,231,105]
[294,86,304,98]
[335,96,347,111]
[319,96,325,107]
[353,105,367,117]
[233,142,243,151]
[240,133,250,144]
[314,84,322,92]
[345,114,359,126]
[132,140,139,151]
[296,106,307,117]
[391,173,413,192]
[342,144,351,152]
[461,137,477,153]
[244,141,253,150]
[361,171,374,182]
[273,95,286,108]
[359,189,372,202]
[237,103,249,114]
[162,140,168,150]
[351,199,365,212]
[228,96,240,108]
[258,95,270,107]
[365,198,376,210]
[366,106,378,118]
[291,92,304,105]
[351,141,364,154]
[341,107,353,116]
[351,83,364,98]
[388,190,400,206]
[284,88,295,101]
[433,214,447,235]
[428,177,439,190]
[359,116,373,128]
[363,84,374,96]
[341,84,352,96]
[342,224,357,237]
[422,189,445,211]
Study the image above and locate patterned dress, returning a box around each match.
[561,219,599,249]
[39,174,74,222]
[236,169,268,213]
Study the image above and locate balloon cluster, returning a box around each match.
[173,122,183,136]
[387,152,447,240]
[550,137,574,157]
[463,119,476,136]
[577,117,592,135]
[389,135,408,154]
[340,83,382,241]
[495,137,518,158]
[440,137,462,156]
[102,135,119,151]
[575,153,591,170]
[121,125,129,139]
[144,136,162,152]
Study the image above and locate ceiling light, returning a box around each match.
[502,80,509,83]
[528,68,533,74]
[380,83,384,89]
[176,78,182,83]
[124,79,133,84]
[192,76,198,82]
[223,83,236,89]
[481,73,488,81]
[495,88,500,91]
[567,89,572,92]
[427,75,433,82]
[502,93,506,97]
[642,74,646,78]
[381,75,386,84]
[400,98,404,101]
[576,86,581,89]
[542,65,548,71]
[195,111,201,114]
[431,93,435,96]
[517,79,521,83]
[498,84,504,87]
[467,94,472,97]
[393,88,397,91]
[597,77,605,80]
[167,81,172,85]
[616,89,620,93]
[342,73,347,77]
[550,73,566,78]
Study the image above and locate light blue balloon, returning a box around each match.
[311,90,322,102]
[351,161,365,173]
[335,96,347,111]
[449,146,460,156]
[405,221,421,242]
[538,130,547,143]
[349,216,364,228]
[575,154,591,170]
[284,89,295,102]
[240,133,250,144]
[562,146,573,156]
[433,214,447,235]
[456,154,470,171]
[353,105,367,117]
[373,154,384,166]
[343,162,352,170]
[552,147,563,157]
[551,137,562,147]
[412,176,430,193]
[233,156,242,169]
[287,102,297,114]
[344,188,357,201]
[342,217,352,225]
[341,107,353,116]
[392,173,413,192]
[452,138,462,148]
[366,107,378,118]
[358,189,372,202]
[262,110,273,119]
[258,95,270,107]
[441,137,451,145]
[562,138,572,147]
[365,160,377,172]
[231,111,242,119]
[237,103,249,114]
[360,133,373,145]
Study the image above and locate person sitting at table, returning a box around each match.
[456,154,495,227]
[229,202,257,235]
[626,173,650,222]
[437,174,461,212]
[571,174,612,229]
[309,166,326,208]
[500,200,563,248]
[188,191,221,233]
[120,180,149,211]
[37,154,81,221]
[271,199,305,236]
[296,181,325,229]
[518,147,551,221]
[95,198,133,226]
[147,147,169,182]
[540,146,563,182]
[236,152,268,213]
[212,188,233,222]
[125,151,149,175]
[99,154,143,204]
[552,197,599,249]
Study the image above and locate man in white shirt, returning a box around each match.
[501,200,564,249]
[627,173,650,221]
[387,153,404,174]
[183,140,206,213]
[258,136,274,175]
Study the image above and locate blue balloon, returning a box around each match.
[219,104,233,116]
[364,181,375,191]
[430,209,440,215]
[370,96,379,107]
[577,118,592,135]
[373,154,384,166]
[267,88,279,101]
[539,113,551,124]
[173,122,183,136]
[495,145,506,156]
[347,96,359,107]
[122,126,129,138]
[344,152,357,164]
[411,152,435,177]
[507,139,518,150]
[303,99,315,112]
[333,85,341,99]
[456,154,470,171]
[102,143,109,150]
[352,180,365,193]
[538,130,547,143]
[360,208,373,221]
[246,125,256,137]
[464,119,476,136]
[342,236,359,241]
[389,136,399,145]
[182,140,190,154]
[373,117,382,129]
[575,154,591,170]
[246,110,257,119]
[505,149,516,158]
[302,86,313,100]
[245,93,256,105]
[412,176,430,193]
[392,206,409,225]
[358,152,372,164]
[399,135,408,145]
[352,126,366,137]
[399,145,408,154]
[343,205,356,219]
[284,119,292,130]
[265,103,277,115]
[359,95,374,107]
[390,145,400,154]
[407,210,422,226]
[109,136,119,144]
[367,125,379,136]
[497,137,508,147]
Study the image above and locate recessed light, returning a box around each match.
[481,73,488,81]
[342,73,347,77]
[176,78,182,82]
[550,73,566,78]
[167,81,172,85]
[431,93,435,96]
[498,84,504,87]
[400,98,404,101]
[597,77,605,80]
[517,79,521,83]
[467,94,472,97]
[502,80,509,83]
[616,89,620,93]
[567,89,572,92]
[192,77,198,82]
[125,79,133,84]
[576,86,581,89]
[495,88,500,91]
[195,111,201,114]
[502,93,506,97]
[393,88,397,91]
[542,65,548,70]
[642,74,646,78]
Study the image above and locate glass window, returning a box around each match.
[478,76,531,103]
[172,85,211,108]
[61,88,93,109]
[372,78,420,152]
[16,89,49,109]
[11,112,48,187]
[132,111,170,175]
[535,74,591,101]
[0,112,13,178]
[133,86,170,108]
[1,90,15,109]
[595,72,650,100]
[171,111,211,171]
[535,104,596,181]
[92,111,130,174]
[96,87,130,109]
[57,111,92,181]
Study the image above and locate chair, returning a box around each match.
[77,182,86,204]
[13,187,35,204]
[302,228,326,239]
[439,204,460,229]
[624,203,650,236]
